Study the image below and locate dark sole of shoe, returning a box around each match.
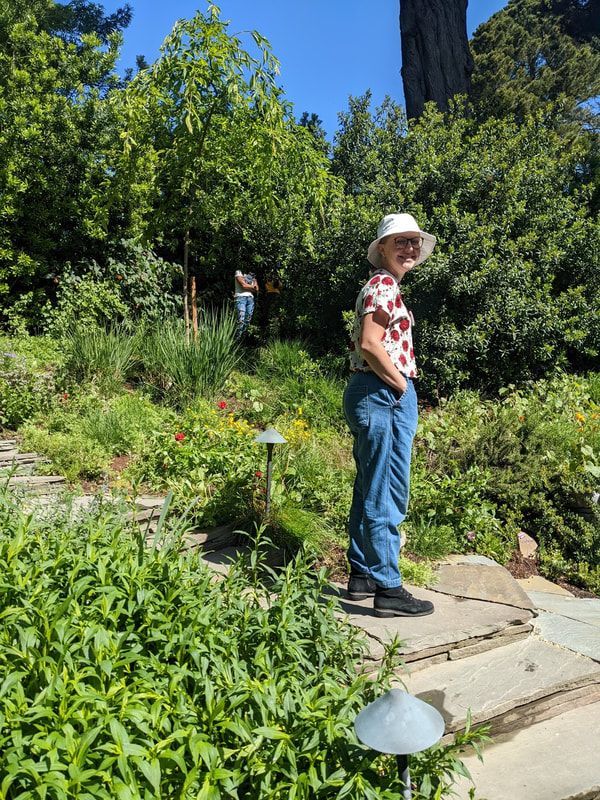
[374,607,435,617]
[348,592,375,601]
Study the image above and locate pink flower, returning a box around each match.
[218,401,227,410]
[174,432,186,442]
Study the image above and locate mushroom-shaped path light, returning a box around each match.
[254,428,287,515]
[354,688,445,799]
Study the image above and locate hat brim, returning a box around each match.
[367,231,436,268]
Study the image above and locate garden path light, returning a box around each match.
[354,688,445,799]
[254,428,287,515]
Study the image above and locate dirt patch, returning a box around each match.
[110,455,132,475]
[506,550,539,580]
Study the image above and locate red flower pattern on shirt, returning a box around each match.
[349,269,417,377]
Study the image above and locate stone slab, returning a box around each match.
[405,636,600,735]
[428,562,534,610]
[529,593,600,627]
[535,611,600,662]
[518,531,539,558]
[519,576,574,596]
[452,701,600,800]
[335,584,534,663]
[7,475,66,493]
[438,554,501,567]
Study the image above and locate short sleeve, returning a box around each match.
[358,274,397,318]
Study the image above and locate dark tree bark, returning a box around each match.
[400,0,473,119]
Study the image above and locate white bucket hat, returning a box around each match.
[367,213,436,268]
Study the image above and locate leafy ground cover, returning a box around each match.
[0,490,485,799]
[2,332,599,592]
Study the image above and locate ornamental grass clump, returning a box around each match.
[0,489,484,799]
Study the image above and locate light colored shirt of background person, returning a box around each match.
[234,270,258,295]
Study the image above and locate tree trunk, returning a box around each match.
[183,231,190,342]
[400,0,473,119]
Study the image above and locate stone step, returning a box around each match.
[336,584,535,669]
[453,701,600,800]
[0,439,17,450]
[404,636,600,739]
[0,452,46,466]
[6,475,67,493]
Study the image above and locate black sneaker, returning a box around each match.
[347,571,377,601]
[374,585,434,617]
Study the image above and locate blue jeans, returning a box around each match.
[343,372,418,588]
[235,295,255,336]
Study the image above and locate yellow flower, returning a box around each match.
[575,412,585,423]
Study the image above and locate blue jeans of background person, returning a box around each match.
[343,371,419,588]
[235,295,254,336]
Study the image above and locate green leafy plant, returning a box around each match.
[0,491,485,799]
[141,313,240,405]
[62,323,141,391]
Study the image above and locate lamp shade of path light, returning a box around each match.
[254,428,287,515]
[354,688,445,799]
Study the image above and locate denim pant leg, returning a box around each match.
[235,296,253,336]
[344,373,418,588]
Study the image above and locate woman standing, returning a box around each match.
[344,213,436,617]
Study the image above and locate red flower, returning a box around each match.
[217,401,227,409]
[174,432,185,442]
[395,294,403,308]
[410,348,414,359]
[387,300,394,312]
[62,392,69,400]
[255,470,263,478]
[364,294,374,308]
[382,277,394,286]
[399,318,410,331]
[400,354,407,366]
[402,340,409,352]
[369,276,381,286]
[391,330,400,341]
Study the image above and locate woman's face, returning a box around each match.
[378,232,422,277]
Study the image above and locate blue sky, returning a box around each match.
[104,0,508,138]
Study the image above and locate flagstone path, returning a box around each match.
[3,437,600,799]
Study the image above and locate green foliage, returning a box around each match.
[21,423,111,481]
[141,313,240,406]
[62,323,140,391]
[0,335,63,428]
[409,374,600,591]
[470,0,600,125]
[130,400,260,525]
[0,2,129,326]
[0,495,483,798]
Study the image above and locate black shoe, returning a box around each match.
[347,571,377,601]
[374,585,434,617]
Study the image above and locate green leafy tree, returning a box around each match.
[122,4,335,334]
[0,2,127,328]
[470,0,600,125]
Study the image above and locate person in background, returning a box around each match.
[234,269,259,338]
[264,268,282,337]
[343,213,437,617]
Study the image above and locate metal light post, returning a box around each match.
[254,428,287,515]
[354,688,445,799]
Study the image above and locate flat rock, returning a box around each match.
[438,554,500,567]
[405,637,600,735]
[518,531,539,558]
[453,701,600,800]
[428,562,534,610]
[7,475,66,493]
[529,593,600,627]
[335,584,534,664]
[135,495,166,510]
[534,611,600,662]
[518,576,574,596]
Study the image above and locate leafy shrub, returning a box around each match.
[43,273,130,337]
[0,336,63,429]
[20,425,111,481]
[141,313,240,405]
[0,491,485,799]
[254,340,320,383]
[130,400,261,525]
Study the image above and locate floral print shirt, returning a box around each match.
[349,269,417,378]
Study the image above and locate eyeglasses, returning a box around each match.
[392,236,423,249]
